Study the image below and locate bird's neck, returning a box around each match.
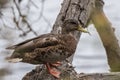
[61,29,70,34]
[62,31,78,41]
[61,31,73,36]
[61,31,69,34]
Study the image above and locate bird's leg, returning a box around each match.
[50,61,62,67]
[46,63,61,78]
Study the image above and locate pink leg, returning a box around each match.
[50,61,62,67]
[46,63,61,78]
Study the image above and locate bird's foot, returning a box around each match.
[49,67,61,78]
[50,61,62,67]
[46,63,61,78]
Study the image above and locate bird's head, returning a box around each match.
[62,19,89,34]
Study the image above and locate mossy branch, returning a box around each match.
[91,0,120,71]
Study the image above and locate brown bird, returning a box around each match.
[6,19,88,78]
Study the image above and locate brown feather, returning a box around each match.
[6,19,80,64]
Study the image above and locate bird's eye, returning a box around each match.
[70,22,77,25]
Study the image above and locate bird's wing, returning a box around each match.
[6,34,51,49]
[33,34,61,48]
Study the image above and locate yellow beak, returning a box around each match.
[78,25,90,34]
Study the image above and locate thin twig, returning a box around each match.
[29,0,39,8]
[13,0,38,36]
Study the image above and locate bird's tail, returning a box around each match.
[5,57,22,63]
[6,45,17,49]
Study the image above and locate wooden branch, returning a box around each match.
[23,67,120,80]
[91,0,120,71]
[78,72,120,80]
[22,0,94,80]
[13,0,38,36]
[0,0,8,7]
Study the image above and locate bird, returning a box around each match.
[6,19,89,78]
